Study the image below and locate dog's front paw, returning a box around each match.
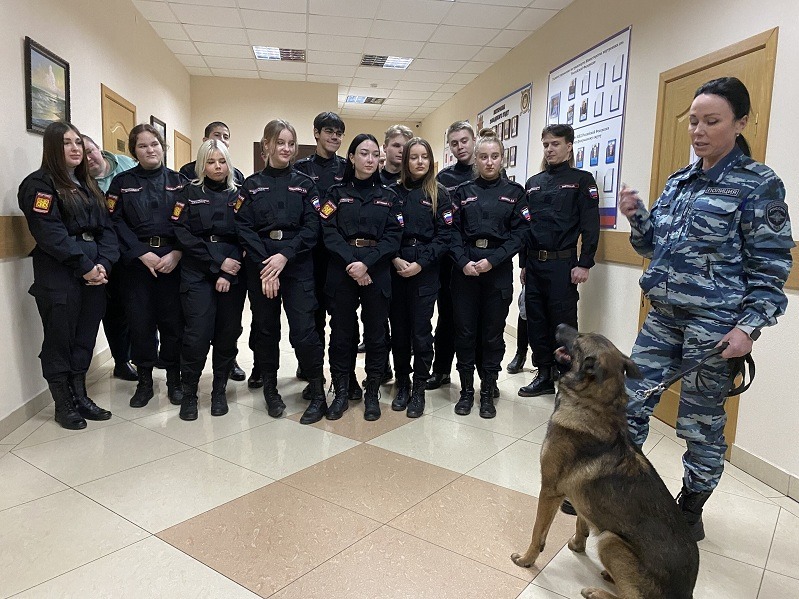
[580,588,604,599]
[510,551,539,568]
[568,534,587,553]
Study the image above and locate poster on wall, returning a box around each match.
[442,128,457,169]
[547,27,631,228]
[476,83,532,184]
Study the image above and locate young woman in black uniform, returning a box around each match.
[18,121,118,429]
[172,139,246,421]
[450,129,528,418]
[388,138,453,418]
[107,124,185,408]
[236,120,326,424]
[321,133,402,422]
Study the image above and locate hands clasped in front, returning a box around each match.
[463,258,493,276]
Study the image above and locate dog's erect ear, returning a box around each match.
[581,355,604,383]
[624,357,642,380]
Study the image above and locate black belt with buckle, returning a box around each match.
[77,232,95,242]
[206,234,237,243]
[472,238,501,249]
[347,238,377,247]
[536,248,576,261]
[402,237,430,247]
[142,236,175,248]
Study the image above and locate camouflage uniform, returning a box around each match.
[625,146,794,493]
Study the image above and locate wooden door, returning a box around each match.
[101,84,136,157]
[173,130,192,172]
[642,29,778,452]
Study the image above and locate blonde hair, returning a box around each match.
[194,139,236,191]
[384,124,413,144]
[400,137,439,212]
[473,128,504,177]
[261,119,298,166]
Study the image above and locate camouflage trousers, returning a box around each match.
[626,303,733,493]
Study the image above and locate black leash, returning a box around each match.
[635,342,756,401]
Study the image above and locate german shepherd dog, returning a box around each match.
[511,324,698,599]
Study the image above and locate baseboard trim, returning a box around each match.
[0,347,112,442]
[730,444,797,498]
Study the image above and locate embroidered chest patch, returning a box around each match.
[560,183,579,189]
[288,186,307,194]
[499,196,516,204]
[373,199,391,207]
[33,192,53,214]
[706,186,741,197]
[188,198,210,205]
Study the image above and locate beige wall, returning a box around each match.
[0,0,190,423]
[420,0,799,478]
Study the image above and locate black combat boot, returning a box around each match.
[391,375,411,411]
[406,377,426,418]
[51,379,86,430]
[363,375,381,421]
[262,372,285,418]
[302,375,327,400]
[677,487,713,542]
[210,374,229,416]
[348,371,363,401]
[425,371,451,390]
[518,367,555,397]
[229,360,245,381]
[129,367,154,408]
[69,373,111,420]
[300,378,327,424]
[326,374,350,420]
[506,352,527,374]
[454,369,475,415]
[248,361,263,389]
[179,381,199,421]
[166,368,183,406]
[479,372,497,419]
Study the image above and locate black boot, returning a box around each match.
[229,360,246,381]
[479,372,497,419]
[112,361,138,381]
[300,378,327,424]
[129,367,154,408]
[302,375,327,400]
[262,372,285,418]
[179,381,199,421]
[295,366,308,382]
[51,379,86,430]
[406,378,426,418]
[69,373,111,421]
[326,374,350,420]
[391,375,411,411]
[454,370,475,415]
[677,487,712,542]
[381,362,394,385]
[348,371,363,401]
[518,367,555,397]
[363,376,381,421]
[506,352,527,374]
[248,361,263,389]
[425,371,451,390]
[166,368,183,406]
[210,375,229,416]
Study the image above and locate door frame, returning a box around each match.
[100,84,137,156]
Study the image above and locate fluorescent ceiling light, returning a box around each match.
[345,96,386,104]
[253,46,306,62]
[360,54,413,70]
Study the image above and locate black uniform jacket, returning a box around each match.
[235,165,320,266]
[107,165,187,263]
[294,153,346,194]
[522,162,600,268]
[173,178,242,284]
[450,176,529,270]
[379,168,401,187]
[389,180,454,270]
[436,161,473,193]
[19,169,119,278]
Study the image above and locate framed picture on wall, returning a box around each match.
[25,37,70,134]
[150,115,167,165]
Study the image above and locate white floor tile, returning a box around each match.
[198,418,359,479]
[368,416,516,474]
[0,453,67,511]
[14,404,122,450]
[531,535,617,597]
[725,461,787,499]
[12,421,190,486]
[77,449,272,533]
[770,496,799,518]
[765,508,799,578]
[0,489,146,597]
[646,436,689,481]
[522,422,549,445]
[642,431,664,456]
[467,440,543,497]
[430,398,551,439]
[0,444,14,457]
[12,536,261,598]
[758,570,799,599]
[694,549,763,599]
[86,376,179,421]
[516,584,569,598]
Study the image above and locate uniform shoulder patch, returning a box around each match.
[588,186,599,201]
[233,195,244,213]
[765,201,789,232]
[320,200,337,219]
[521,206,531,221]
[443,210,453,225]
[33,192,53,214]
[396,212,405,227]
[171,201,185,221]
[106,194,118,213]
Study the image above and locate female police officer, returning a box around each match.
[450,129,528,419]
[321,133,402,421]
[236,120,326,424]
[173,139,246,421]
[620,77,793,541]
[389,137,453,418]
[108,124,185,408]
[18,121,118,429]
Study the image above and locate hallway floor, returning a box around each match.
[1,335,798,598]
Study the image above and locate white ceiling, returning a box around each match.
[133,0,573,122]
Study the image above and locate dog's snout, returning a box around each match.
[555,324,578,347]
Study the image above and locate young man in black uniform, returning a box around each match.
[428,121,476,390]
[519,124,599,397]
[379,124,413,186]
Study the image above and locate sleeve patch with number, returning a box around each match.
[33,192,53,214]
[320,200,337,219]
[106,194,118,213]
[171,202,185,221]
